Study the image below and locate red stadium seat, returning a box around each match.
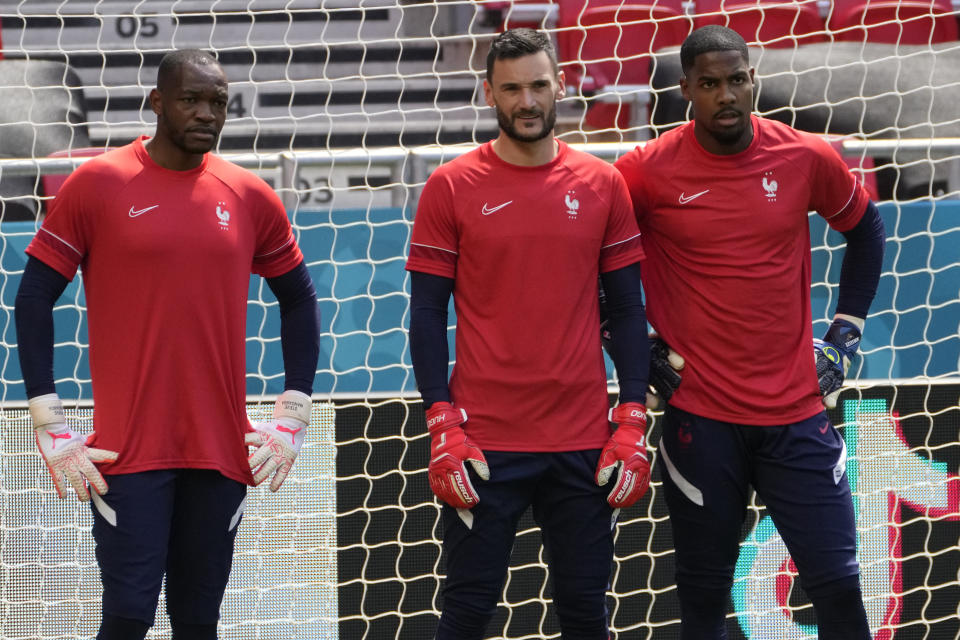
[557,0,692,129]
[42,147,111,200]
[828,0,958,43]
[694,0,827,47]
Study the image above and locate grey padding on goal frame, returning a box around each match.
[649,41,960,198]
[0,59,90,221]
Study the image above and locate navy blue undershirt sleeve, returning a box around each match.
[599,262,649,405]
[265,260,320,396]
[408,270,453,408]
[14,256,69,399]
[836,200,885,319]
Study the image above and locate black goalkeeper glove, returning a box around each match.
[813,318,862,409]
[647,336,683,410]
[599,284,683,410]
[601,319,683,410]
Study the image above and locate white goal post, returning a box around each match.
[0,1,958,639]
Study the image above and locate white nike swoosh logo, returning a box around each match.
[678,189,710,204]
[481,200,513,215]
[128,205,159,217]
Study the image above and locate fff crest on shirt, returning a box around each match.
[762,171,779,202]
[565,190,580,219]
[216,201,231,230]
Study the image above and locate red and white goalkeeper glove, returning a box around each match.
[595,402,651,508]
[30,393,118,501]
[246,390,310,492]
[426,402,489,509]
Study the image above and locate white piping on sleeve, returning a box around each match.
[410,241,458,255]
[38,227,83,258]
[601,232,642,250]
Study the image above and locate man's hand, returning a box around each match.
[30,393,118,501]
[595,402,650,508]
[814,317,863,409]
[426,402,489,509]
[647,335,684,410]
[246,390,311,492]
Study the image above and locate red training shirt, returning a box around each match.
[26,136,304,484]
[615,116,870,425]
[406,140,645,451]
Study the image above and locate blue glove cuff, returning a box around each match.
[822,319,862,360]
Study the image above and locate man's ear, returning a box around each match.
[148,88,163,117]
[483,79,495,108]
[679,75,690,102]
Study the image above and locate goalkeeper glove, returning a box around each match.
[426,402,489,509]
[600,308,684,411]
[647,335,684,410]
[595,402,651,508]
[813,318,862,409]
[246,389,311,492]
[30,393,118,501]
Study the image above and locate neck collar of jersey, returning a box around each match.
[134,135,210,177]
[481,138,568,171]
[685,114,760,161]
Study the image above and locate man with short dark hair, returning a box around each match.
[407,28,651,638]
[14,49,321,640]
[615,25,883,639]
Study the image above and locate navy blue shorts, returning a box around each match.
[436,450,615,640]
[658,406,860,593]
[90,469,246,626]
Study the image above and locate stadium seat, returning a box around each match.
[480,1,560,30]
[693,0,827,47]
[0,58,90,220]
[828,0,959,44]
[557,0,692,130]
[1,5,474,152]
[42,147,111,201]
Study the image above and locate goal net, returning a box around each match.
[0,1,957,639]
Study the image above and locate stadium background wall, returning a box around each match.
[1,201,957,402]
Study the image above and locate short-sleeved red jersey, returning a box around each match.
[406,141,645,451]
[26,137,303,484]
[615,116,870,425]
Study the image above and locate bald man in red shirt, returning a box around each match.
[16,49,321,640]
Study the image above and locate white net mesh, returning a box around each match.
[0,1,957,638]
